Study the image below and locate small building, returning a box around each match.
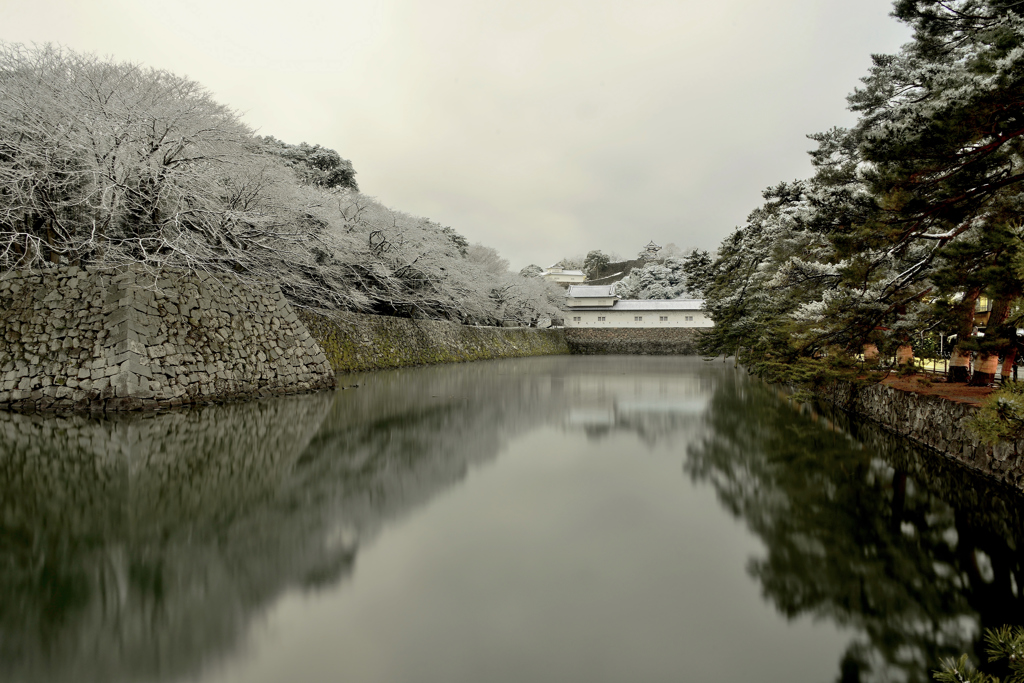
[564,285,712,328]
[565,284,618,307]
[542,264,587,286]
[638,241,662,261]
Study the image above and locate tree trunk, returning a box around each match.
[973,294,1016,386]
[949,348,972,383]
[1002,348,1017,384]
[948,287,981,383]
[971,354,1000,386]
[47,221,60,265]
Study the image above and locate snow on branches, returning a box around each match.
[0,43,558,326]
[697,1,1024,374]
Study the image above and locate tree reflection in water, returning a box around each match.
[0,358,572,683]
[686,371,1024,683]
[2,358,1024,683]
[0,393,338,683]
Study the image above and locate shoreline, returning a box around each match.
[812,377,1024,492]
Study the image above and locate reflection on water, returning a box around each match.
[0,393,336,683]
[0,357,1022,682]
[686,373,1024,682]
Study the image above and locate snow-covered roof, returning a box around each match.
[545,267,585,276]
[613,299,703,311]
[569,298,704,311]
[567,285,617,298]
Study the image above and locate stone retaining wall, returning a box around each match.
[0,267,710,412]
[0,266,334,411]
[564,327,701,355]
[0,392,334,538]
[815,380,1024,490]
[298,309,570,372]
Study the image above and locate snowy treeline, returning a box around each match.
[616,255,707,299]
[0,44,562,325]
[692,0,1024,384]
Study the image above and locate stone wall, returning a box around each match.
[815,380,1024,490]
[564,327,701,355]
[0,266,334,411]
[0,392,337,683]
[0,266,713,412]
[0,392,334,539]
[298,309,570,373]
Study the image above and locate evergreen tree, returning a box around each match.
[582,249,611,280]
[257,136,358,191]
[698,1,1024,386]
[935,626,1024,682]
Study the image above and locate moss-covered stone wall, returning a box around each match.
[564,327,701,355]
[297,309,570,373]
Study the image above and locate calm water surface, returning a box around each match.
[2,356,1023,683]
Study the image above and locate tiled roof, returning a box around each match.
[567,285,617,297]
[569,298,704,311]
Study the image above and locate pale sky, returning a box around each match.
[0,0,911,269]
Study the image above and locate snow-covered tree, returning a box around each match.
[615,247,717,301]
[284,189,563,324]
[555,256,584,270]
[0,43,330,287]
[583,250,610,279]
[0,43,555,327]
[698,1,1024,385]
[617,258,691,299]
[466,243,510,274]
[257,136,358,191]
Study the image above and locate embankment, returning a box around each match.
[297,309,570,373]
[0,266,334,411]
[3,267,722,412]
[564,327,700,355]
[815,380,1024,490]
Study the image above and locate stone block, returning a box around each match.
[111,371,138,398]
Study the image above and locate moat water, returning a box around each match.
[1,356,1022,683]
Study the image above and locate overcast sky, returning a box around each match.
[1,0,911,269]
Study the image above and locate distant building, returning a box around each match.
[564,284,712,328]
[565,284,618,307]
[541,264,587,286]
[975,294,994,327]
[638,241,662,261]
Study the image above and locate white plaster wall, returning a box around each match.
[564,309,712,328]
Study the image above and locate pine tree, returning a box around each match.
[698,1,1024,386]
[935,626,1024,682]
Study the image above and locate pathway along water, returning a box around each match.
[1,356,1021,683]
